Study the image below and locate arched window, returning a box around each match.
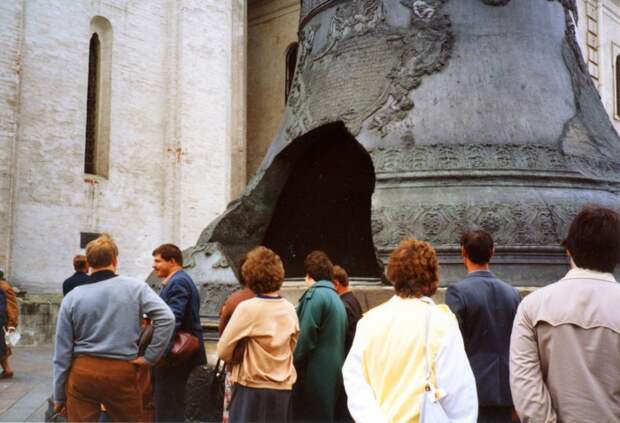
[84,33,99,175]
[616,55,620,118]
[84,17,112,177]
[285,42,299,103]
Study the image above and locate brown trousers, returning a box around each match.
[66,356,143,422]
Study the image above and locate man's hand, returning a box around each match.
[130,356,152,368]
[53,402,66,417]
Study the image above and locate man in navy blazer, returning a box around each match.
[445,230,521,423]
[152,244,206,422]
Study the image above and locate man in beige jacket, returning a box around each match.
[510,206,620,423]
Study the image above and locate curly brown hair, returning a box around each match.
[241,246,285,294]
[387,239,440,298]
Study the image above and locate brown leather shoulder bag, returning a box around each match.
[168,330,200,364]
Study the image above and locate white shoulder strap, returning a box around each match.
[423,302,433,385]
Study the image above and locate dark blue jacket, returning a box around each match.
[445,270,521,407]
[62,271,92,296]
[160,270,206,367]
[0,288,6,328]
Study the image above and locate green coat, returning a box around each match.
[293,280,348,422]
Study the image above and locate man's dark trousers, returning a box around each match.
[153,363,193,422]
[478,406,516,423]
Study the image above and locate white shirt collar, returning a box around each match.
[564,267,617,283]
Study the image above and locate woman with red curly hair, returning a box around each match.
[342,239,478,423]
[217,246,300,423]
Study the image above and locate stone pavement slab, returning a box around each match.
[0,346,53,422]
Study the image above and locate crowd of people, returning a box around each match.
[44,204,620,423]
[216,205,620,423]
[54,237,204,422]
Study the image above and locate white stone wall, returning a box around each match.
[599,1,620,133]
[0,1,23,276]
[247,0,300,177]
[169,1,238,246]
[577,0,620,134]
[0,0,243,292]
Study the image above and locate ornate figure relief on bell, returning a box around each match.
[286,0,453,142]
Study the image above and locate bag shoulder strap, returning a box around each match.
[423,302,433,386]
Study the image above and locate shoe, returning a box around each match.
[0,371,13,379]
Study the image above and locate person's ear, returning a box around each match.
[460,246,466,259]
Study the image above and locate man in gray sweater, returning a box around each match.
[53,235,175,422]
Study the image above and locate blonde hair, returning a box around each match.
[85,234,118,268]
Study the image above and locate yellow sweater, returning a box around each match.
[354,297,456,422]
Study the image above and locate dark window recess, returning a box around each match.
[285,42,299,103]
[262,122,381,278]
[616,55,620,116]
[80,232,102,249]
[85,33,100,175]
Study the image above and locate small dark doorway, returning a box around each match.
[262,122,381,279]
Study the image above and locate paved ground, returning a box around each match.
[0,346,53,422]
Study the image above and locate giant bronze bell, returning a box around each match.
[181,0,620,322]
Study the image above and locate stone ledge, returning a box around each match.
[16,294,62,346]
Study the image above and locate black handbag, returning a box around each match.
[184,359,225,422]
